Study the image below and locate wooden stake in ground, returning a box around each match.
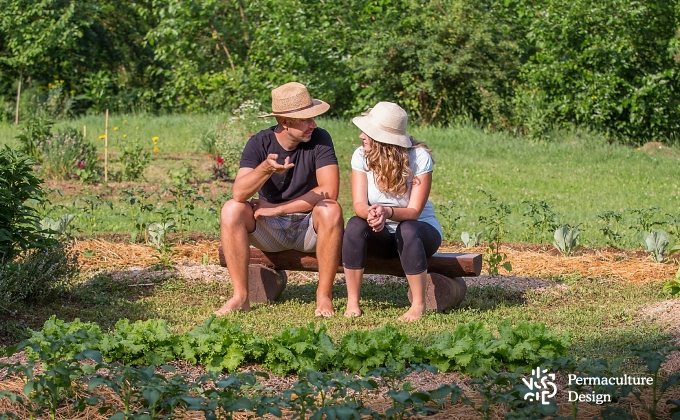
[14,69,22,125]
[104,109,109,182]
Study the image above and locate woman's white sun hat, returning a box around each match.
[352,101,412,147]
[260,82,330,118]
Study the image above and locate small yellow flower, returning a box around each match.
[153,147,159,153]
[152,136,159,141]
[98,134,106,139]
[114,127,119,131]
[123,134,127,138]
[123,120,128,124]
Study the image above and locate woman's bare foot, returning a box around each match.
[214,296,250,316]
[398,305,426,322]
[344,303,362,317]
[315,296,335,317]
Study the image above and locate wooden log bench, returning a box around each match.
[218,245,482,311]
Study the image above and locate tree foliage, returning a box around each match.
[0,0,678,144]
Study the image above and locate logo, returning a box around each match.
[522,367,557,405]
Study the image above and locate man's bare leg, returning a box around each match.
[215,200,256,315]
[399,271,428,322]
[343,268,363,317]
[313,199,343,317]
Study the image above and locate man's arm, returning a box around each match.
[252,164,339,218]
[232,154,294,202]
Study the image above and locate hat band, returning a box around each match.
[271,101,315,115]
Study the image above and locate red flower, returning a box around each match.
[78,159,86,169]
[217,157,224,165]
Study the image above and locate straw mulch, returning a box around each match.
[72,239,676,284]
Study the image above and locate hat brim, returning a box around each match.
[352,115,412,147]
[260,99,330,118]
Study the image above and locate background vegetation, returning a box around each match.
[0,0,679,144]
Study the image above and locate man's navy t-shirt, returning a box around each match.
[239,126,338,204]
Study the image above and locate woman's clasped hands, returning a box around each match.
[367,204,389,232]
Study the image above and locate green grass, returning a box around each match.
[4,114,677,249]
[3,271,671,365]
[2,113,678,365]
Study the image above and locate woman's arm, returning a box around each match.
[351,169,371,219]
[388,171,432,222]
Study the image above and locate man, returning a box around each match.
[215,82,343,317]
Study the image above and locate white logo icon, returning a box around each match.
[522,367,557,405]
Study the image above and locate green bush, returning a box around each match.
[0,241,79,311]
[514,0,680,142]
[0,146,49,262]
[14,107,53,158]
[36,129,101,182]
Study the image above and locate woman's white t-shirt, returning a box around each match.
[351,146,442,237]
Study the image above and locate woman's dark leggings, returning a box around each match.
[342,216,442,275]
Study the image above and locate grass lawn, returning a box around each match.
[2,114,678,248]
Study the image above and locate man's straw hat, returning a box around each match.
[352,101,412,147]
[261,82,330,118]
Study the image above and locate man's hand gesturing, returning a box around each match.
[265,154,294,174]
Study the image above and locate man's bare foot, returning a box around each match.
[315,296,335,317]
[398,305,426,322]
[344,303,362,318]
[214,296,250,316]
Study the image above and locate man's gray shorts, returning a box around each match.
[248,212,317,253]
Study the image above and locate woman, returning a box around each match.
[342,102,442,322]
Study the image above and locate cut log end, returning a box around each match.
[247,264,287,303]
[407,274,467,312]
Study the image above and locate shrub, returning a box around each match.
[0,146,49,262]
[115,139,151,181]
[514,0,680,142]
[202,101,261,180]
[0,241,79,311]
[14,108,53,158]
[36,128,101,182]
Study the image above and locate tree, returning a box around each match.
[0,0,82,123]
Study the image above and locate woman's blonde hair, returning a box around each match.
[364,137,433,195]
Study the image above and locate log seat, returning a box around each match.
[217,245,482,311]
